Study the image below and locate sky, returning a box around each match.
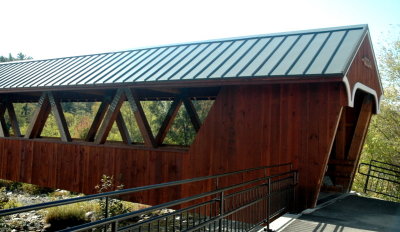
[0,0,399,60]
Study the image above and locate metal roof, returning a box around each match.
[0,25,368,91]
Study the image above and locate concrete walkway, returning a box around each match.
[268,194,400,232]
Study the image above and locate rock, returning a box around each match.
[42,224,52,231]
[85,211,96,221]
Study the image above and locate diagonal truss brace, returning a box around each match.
[0,103,9,137]
[0,101,22,137]
[94,88,156,147]
[24,92,72,142]
[125,88,156,147]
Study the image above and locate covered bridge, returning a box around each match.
[0,25,382,210]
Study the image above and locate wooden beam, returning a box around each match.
[347,96,373,160]
[85,99,110,142]
[116,112,132,144]
[48,92,72,142]
[346,95,373,191]
[335,108,346,160]
[0,104,9,137]
[155,97,182,145]
[182,97,201,132]
[25,93,51,139]
[95,89,126,144]
[5,102,21,137]
[125,88,156,148]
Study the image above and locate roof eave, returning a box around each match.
[0,75,344,94]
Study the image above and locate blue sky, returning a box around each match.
[0,0,399,59]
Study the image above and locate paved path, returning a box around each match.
[271,195,400,232]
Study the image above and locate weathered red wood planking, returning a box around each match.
[0,82,358,209]
[346,34,382,107]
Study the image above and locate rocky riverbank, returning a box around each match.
[0,190,77,231]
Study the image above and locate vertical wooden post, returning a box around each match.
[48,92,72,142]
[347,95,373,191]
[125,88,156,148]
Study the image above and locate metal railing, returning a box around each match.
[358,160,400,200]
[0,163,298,231]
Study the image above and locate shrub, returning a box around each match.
[0,179,22,192]
[95,175,129,218]
[45,203,91,230]
[2,199,22,209]
[0,179,53,194]
[0,188,9,209]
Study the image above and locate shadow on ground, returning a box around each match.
[280,195,400,232]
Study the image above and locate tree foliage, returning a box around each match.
[0,53,32,62]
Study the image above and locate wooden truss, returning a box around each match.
[1,88,206,148]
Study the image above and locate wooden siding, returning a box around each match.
[0,82,347,209]
[346,34,382,110]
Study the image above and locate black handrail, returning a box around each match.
[358,159,400,200]
[64,170,296,232]
[0,163,297,232]
[0,162,291,217]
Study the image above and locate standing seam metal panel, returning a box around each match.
[272,34,314,76]
[72,52,132,85]
[32,56,93,87]
[287,33,330,75]
[47,54,113,86]
[181,42,230,80]
[59,53,124,86]
[0,25,368,89]
[19,58,74,88]
[105,48,160,83]
[86,50,144,84]
[169,43,220,80]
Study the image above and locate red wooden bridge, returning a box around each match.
[0,25,382,212]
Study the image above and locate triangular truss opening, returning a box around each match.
[13,103,36,136]
[105,102,145,144]
[142,100,173,136]
[61,102,95,139]
[0,102,23,137]
[164,105,197,146]
[24,92,72,142]
[192,100,215,123]
[40,112,61,138]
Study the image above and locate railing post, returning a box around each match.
[111,221,118,232]
[105,197,110,218]
[364,161,372,193]
[266,177,271,232]
[291,171,297,212]
[218,191,224,232]
[104,197,110,232]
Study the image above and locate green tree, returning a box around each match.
[0,52,32,62]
